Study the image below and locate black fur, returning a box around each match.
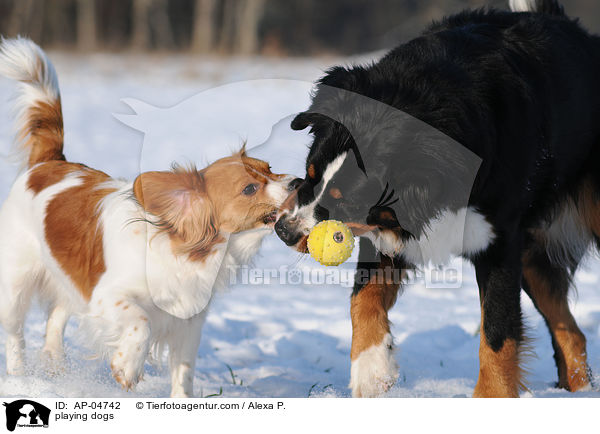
[351,237,411,296]
[275,0,600,390]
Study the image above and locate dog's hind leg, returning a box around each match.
[0,184,47,376]
[522,242,590,391]
[0,277,35,376]
[3,311,27,376]
[0,237,41,376]
[472,235,525,398]
[41,304,70,372]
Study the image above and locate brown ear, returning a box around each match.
[133,169,219,256]
[232,142,247,158]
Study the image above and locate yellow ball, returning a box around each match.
[307,220,355,266]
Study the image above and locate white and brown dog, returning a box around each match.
[0,37,298,397]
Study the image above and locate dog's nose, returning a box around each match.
[275,215,303,246]
[287,177,303,191]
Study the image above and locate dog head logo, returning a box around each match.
[3,400,50,431]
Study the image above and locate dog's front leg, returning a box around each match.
[107,301,151,391]
[167,311,208,398]
[349,238,403,397]
[472,238,525,398]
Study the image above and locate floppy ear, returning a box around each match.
[133,169,219,257]
[230,142,248,158]
[291,112,323,130]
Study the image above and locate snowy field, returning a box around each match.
[1,52,600,398]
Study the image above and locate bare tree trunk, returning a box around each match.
[218,0,237,54]
[191,0,216,53]
[236,0,264,55]
[150,0,173,49]
[8,0,38,39]
[44,0,72,47]
[28,0,45,43]
[77,0,97,50]
[131,0,151,50]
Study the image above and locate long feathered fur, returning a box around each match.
[0,37,64,168]
[509,0,565,15]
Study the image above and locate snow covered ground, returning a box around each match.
[1,51,600,398]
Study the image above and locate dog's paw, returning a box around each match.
[40,348,66,376]
[170,390,192,398]
[349,334,399,398]
[6,363,25,376]
[6,336,25,375]
[110,353,144,391]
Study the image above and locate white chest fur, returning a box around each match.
[368,206,495,265]
[97,185,272,320]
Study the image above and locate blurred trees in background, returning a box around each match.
[0,0,598,55]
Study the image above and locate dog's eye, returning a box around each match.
[242,184,259,196]
[329,187,343,199]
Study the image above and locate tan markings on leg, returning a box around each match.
[110,361,128,390]
[44,168,116,301]
[350,257,400,360]
[473,311,524,398]
[522,263,589,391]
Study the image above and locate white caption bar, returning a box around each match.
[0,397,596,433]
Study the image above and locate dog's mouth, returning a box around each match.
[296,235,309,253]
[262,210,278,225]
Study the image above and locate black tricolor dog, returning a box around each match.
[275,0,600,397]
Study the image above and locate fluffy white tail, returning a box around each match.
[0,37,64,168]
[509,0,536,12]
[509,0,565,15]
